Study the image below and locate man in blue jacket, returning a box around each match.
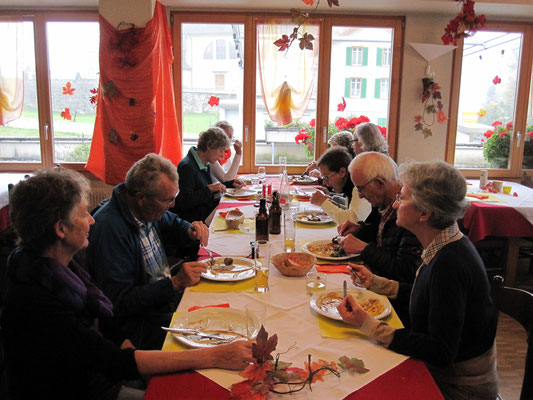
[87,153,209,350]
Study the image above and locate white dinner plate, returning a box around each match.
[225,188,257,198]
[310,288,392,321]
[302,240,358,261]
[237,174,259,184]
[291,176,318,185]
[201,257,258,281]
[295,211,333,225]
[170,308,257,348]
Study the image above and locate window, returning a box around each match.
[377,47,391,66]
[0,12,98,172]
[375,78,389,99]
[173,13,403,173]
[447,22,533,178]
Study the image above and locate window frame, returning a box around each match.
[0,11,99,173]
[351,46,364,66]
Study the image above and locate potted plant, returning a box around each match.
[482,121,533,168]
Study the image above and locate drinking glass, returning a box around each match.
[245,303,266,340]
[306,271,327,296]
[254,240,270,293]
[278,156,287,176]
[284,213,296,252]
[257,166,266,184]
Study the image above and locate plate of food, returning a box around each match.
[310,288,391,321]
[202,257,257,281]
[302,240,358,261]
[237,174,258,184]
[295,211,333,224]
[225,188,257,198]
[291,175,318,185]
[169,307,255,348]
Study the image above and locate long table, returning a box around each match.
[463,180,533,286]
[145,193,443,399]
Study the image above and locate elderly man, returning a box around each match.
[339,152,422,283]
[87,153,209,350]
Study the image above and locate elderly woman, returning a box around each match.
[1,168,254,400]
[173,127,243,223]
[352,122,388,155]
[211,120,242,182]
[310,147,371,224]
[337,161,498,400]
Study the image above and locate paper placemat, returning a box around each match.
[211,215,254,233]
[162,312,188,351]
[190,277,256,293]
[466,193,506,202]
[316,307,404,339]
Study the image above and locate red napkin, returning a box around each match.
[237,196,252,201]
[187,303,230,312]
[219,208,240,218]
[466,193,489,200]
[316,265,350,274]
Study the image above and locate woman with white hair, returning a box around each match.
[210,120,242,182]
[352,122,388,155]
[338,161,498,400]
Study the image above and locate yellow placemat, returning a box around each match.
[316,306,404,339]
[162,312,188,351]
[211,216,254,233]
[466,193,506,202]
[296,220,336,229]
[190,277,255,293]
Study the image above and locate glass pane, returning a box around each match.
[255,20,319,166]
[454,31,522,169]
[522,68,533,169]
[47,21,99,163]
[181,23,244,159]
[0,20,41,162]
[328,27,392,146]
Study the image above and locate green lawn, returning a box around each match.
[183,112,219,134]
[0,126,87,138]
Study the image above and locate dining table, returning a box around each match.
[144,177,443,400]
[463,179,533,286]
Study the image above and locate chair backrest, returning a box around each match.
[491,275,533,400]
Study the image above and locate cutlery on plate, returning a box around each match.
[343,280,353,312]
[161,327,239,341]
[201,245,214,265]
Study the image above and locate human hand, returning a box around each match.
[340,235,368,255]
[347,263,373,288]
[208,340,254,370]
[233,179,245,189]
[337,220,360,236]
[208,182,226,193]
[171,261,208,290]
[233,140,243,155]
[188,221,209,245]
[337,295,368,327]
[310,190,328,206]
[305,161,317,173]
[309,169,321,178]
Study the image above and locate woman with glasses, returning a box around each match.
[337,161,498,400]
[352,122,388,156]
[310,147,371,224]
[304,131,356,177]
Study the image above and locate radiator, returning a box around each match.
[88,187,113,212]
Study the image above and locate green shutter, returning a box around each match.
[362,47,368,66]
[346,47,352,66]
[376,48,382,66]
[378,117,387,126]
[345,78,351,97]
[361,78,367,98]
[374,79,381,98]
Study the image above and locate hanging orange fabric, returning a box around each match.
[86,1,181,185]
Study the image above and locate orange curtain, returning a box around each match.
[0,17,24,126]
[86,1,181,185]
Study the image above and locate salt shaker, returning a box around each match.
[480,169,488,188]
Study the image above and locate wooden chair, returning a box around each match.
[492,275,533,400]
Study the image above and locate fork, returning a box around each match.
[201,245,214,265]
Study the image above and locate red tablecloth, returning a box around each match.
[144,358,442,399]
[462,202,533,242]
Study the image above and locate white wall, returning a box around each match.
[99,0,155,28]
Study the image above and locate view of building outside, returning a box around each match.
[181,23,244,157]
[0,21,40,162]
[454,31,522,169]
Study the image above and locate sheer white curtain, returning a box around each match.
[0,17,24,126]
[257,19,319,126]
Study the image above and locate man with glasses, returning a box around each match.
[338,152,422,284]
[87,153,209,350]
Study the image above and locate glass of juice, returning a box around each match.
[284,213,296,252]
[254,240,270,293]
[306,271,327,296]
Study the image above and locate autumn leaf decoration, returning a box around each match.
[208,96,220,107]
[229,325,368,399]
[337,97,346,112]
[89,87,99,107]
[414,78,447,138]
[492,75,501,85]
[62,81,75,96]
[274,0,340,52]
[60,108,72,120]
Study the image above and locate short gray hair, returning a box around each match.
[126,153,178,197]
[328,131,355,157]
[197,127,231,152]
[399,161,468,229]
[214,120,234,136]
[349,151,399,183]
[9,168,90,253]
[355,122,388,153]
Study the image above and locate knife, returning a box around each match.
[161,327,240,341]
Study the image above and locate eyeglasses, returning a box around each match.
[320,171,337,181]
[349,138,359,144]
[355,178,376,193]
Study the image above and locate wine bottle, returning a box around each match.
[269,191,282,235]
[255,198,269,241]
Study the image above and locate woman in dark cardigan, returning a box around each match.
[1,168,253,400]
[338,161,498,400]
